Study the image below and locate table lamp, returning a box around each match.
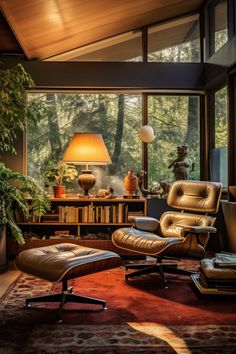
[63,133,111,196]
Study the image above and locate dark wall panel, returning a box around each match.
[1,58,205,90]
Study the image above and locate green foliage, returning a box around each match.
[0,63,34,154]
[215,86,227,148]
[44,160,78,186]
[0,163,50,244]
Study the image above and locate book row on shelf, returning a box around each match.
[15,203,144,224]
[57,204,134,223]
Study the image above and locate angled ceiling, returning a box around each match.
[0,0,205,61]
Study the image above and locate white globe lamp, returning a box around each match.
[139,125,156,143]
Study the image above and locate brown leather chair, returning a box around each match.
[112,180,222,287]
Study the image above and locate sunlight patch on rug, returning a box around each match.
[129,322,191,354]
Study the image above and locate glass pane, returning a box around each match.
[147,95,200,186]
[211,86,228,186]
[215,86,228,148]
[47,30,142,62]
[214,0,228,52]
[27,93,142,196]
[148,15,200,62]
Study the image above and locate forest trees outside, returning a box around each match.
[27,93,142,195]
[27,92,200,195]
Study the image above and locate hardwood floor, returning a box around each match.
[0,265,20,299]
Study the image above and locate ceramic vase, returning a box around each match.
[124,170,138,196]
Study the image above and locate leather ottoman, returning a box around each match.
[192,253,236,295]
[15,243,122,321]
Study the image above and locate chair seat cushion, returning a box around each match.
[201,258,236,280]
[112,227,184,256]
[15,243,122,282]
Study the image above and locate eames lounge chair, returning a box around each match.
[112,180,222,287]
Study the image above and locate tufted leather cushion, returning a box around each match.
[201,258,236,280]
[15,243,122,283]
[160,211,215,238]
[112,227,184,256]
[167,180,222,213]
[112,227,207,258]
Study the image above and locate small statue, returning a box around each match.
[160,181,171,198]
[104,187,118,199]
[137,171,169,198]
[168,145,194,180]
[96,187,118,199]
[137,171,149,197]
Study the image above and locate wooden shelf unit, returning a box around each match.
[10,197,147,256]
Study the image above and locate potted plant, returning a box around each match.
[0,63,43,271]
[44,160,78,198]
[0,163,50,270]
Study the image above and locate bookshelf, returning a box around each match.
[10,197,146,256]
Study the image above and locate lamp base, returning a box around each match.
[78,170,96,196]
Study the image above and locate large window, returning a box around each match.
[147,95,200,186]
[27,92,202,195]
[210,86,228,187]
[148,15,200,62]
[27,93,142,195]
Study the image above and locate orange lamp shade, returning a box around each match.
[63,133,111,166]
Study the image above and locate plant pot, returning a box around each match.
[53,185,66,198]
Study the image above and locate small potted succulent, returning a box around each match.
[44,160,78,198]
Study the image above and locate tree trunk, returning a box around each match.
[46,93,62,160]
[109,95,124,175]
[185,96,199,148]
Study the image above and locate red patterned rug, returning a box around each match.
[0,261,236,353]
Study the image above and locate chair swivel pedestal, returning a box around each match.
[15,243,122,322]
[125,260,194,287]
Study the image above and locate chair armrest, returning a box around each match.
[181,226,217,237]
[130,216,160,232]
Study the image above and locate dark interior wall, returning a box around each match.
[1,58,205,90]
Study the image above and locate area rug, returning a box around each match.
[0,262,236,353]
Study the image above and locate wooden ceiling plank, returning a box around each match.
[0,0,30,58]
[0,0,205,60]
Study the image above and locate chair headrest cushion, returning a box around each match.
[167,180,222,213]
